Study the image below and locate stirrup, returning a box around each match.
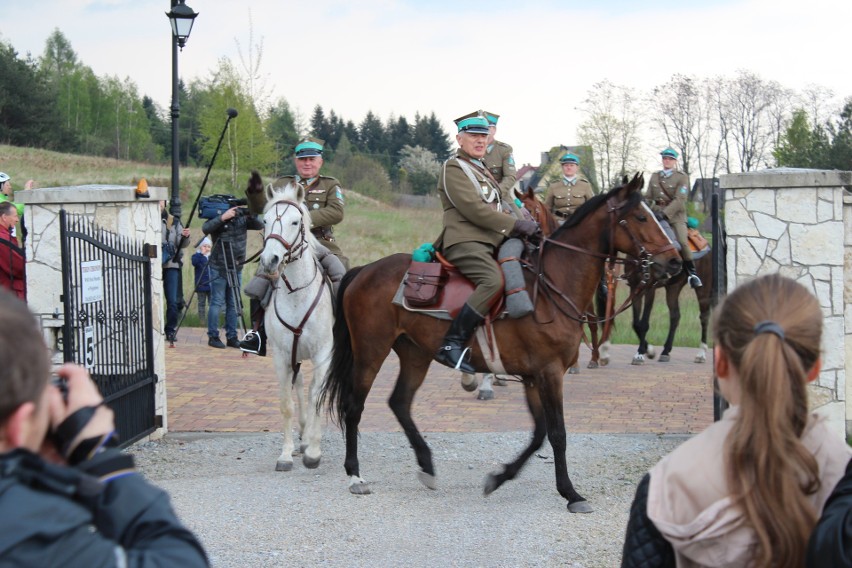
[436,345,474,373]
[688,274,703,289]
[239,330,262,355]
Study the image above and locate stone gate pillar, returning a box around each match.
[721,169,851,438]
[16,184,169,440]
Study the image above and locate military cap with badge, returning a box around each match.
[560,153,580,164]
[295,136,325,157]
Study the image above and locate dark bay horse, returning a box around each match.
[319,174,681,512]
[628,250,713,365]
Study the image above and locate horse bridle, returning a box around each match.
[264,200,309,271]
[531,195,676,328]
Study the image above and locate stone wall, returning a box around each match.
[720,169,851,438]
[17,185,169,438]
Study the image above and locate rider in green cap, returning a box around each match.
[647,147,702,288]
[544,152,595,222]
[239,137,348,356]
[432,113,539,374]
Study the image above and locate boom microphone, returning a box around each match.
[227,108,238,118]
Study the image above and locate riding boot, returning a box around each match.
[239,299,267,356]
[435,303,483,374]
[684,260,702,289]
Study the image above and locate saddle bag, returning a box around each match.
[403,261,447,307]
[687,228,709,252]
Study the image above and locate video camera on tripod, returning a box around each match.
[197,194,250,220]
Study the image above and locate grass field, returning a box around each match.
[1,144,708,347]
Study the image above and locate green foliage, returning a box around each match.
[774,109,817,167]
[324,153,394,202]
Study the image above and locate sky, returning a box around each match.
[2,0,851,168]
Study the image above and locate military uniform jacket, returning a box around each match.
[437,149,516,250]
[482,140,517,198]
[248,174,345,255]
[544,177,595,220]
[647,170,690,225]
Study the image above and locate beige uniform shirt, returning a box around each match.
[482,140,517,199]
[647,170,690,225]
[544,177,595,220]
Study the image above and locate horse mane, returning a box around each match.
[549,182,641,240]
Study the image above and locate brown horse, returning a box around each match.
[319,174,681,512]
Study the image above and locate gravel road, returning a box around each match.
[134,430,688,568]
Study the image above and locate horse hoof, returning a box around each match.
[477,389,494,401]
[567,500,594,514]
[631,355,645,366]
[483,473,501,496]
[349,482,372,495]
[694,354,706,364]
[417,471,437,490]
[461,373,478,392]
[275,460,293,472]
[586,361,598,369]
[646,345,657,359]
[302,454,321,469]
[600,357,610,367]
[659,354,670,363]
[568,366,580,374]
[493,376,508,387]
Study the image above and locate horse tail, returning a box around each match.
[318,266,364,433]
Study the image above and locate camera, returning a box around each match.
[52,374,68,403]
[199,195,250,220]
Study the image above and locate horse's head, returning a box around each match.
[607,173,681,279]
[258,176,313,275]
[518,186,558,236]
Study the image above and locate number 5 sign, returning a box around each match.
[84,325,95,369]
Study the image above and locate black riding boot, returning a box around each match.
[435,303,483,374]
[239,299,267,356]
[684,260,702,289]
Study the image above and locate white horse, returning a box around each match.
[257,181,334,471]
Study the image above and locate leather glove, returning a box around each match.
[510,219,539,238]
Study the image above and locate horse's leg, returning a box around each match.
[694,286,712,364]
[599,340,611,366]
[460,372,478,392]
[539,369,591,513]
[275,365,297,472]
[301,355,330,469]
[658,284,682,363]
[293,370,307,448]
[341,342,388,495]
[388,337,437,488]
[477,373,495,400]
[631,289,652,365]
[483,376,547,495]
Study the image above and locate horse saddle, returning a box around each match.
[399,253,506,320]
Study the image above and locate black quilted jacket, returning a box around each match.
[807,459,852,567]
[621,473,675,568]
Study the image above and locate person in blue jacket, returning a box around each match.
[0,288,208,566]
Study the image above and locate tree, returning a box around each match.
[398,145,440,195]
[651,74,699,174]
[359,111,384,155]
[577,80,644,189]
[265,97,299,161]
[773,109,815,167]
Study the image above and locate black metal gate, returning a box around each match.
[59,210,159,446]
[710,191,728,420]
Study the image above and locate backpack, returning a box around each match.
[162,240,176,265]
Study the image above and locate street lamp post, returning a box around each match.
[166,0,198,222]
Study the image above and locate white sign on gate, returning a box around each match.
[81,260,103,304]
[83,325,95,369]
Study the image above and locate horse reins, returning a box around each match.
[264,199,327,376]
[530,195,675,329]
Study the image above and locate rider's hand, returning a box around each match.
[510,219,540,238]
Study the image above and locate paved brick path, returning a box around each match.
[165,327,714,434]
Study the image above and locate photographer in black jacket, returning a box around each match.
[201,203,263,349]
[0,288,208,566]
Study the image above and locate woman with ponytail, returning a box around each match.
[621,273,852,567]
